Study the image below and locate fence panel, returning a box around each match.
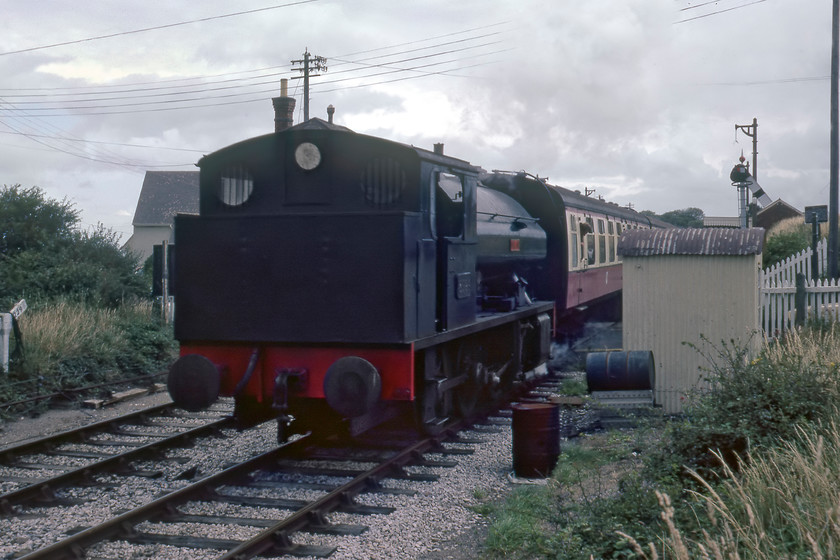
[761,238,827,286]
[759,240,840,337]
[760,276,840,337]
[761,282,795,337]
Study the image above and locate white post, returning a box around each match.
[2,300,27,374]
[0,313,11,373]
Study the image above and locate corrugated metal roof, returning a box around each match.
[618,227,764,257]
[703,216,741,228]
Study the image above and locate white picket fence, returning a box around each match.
[760,239,840,336]
[761,238,827,286]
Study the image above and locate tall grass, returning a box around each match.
[1,300,177,406]
[766,216,832,239]
[764,323,840,366]
[622,420,840,559]
[19,301,121,370]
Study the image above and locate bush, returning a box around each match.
[0,185,146,307]
[762,217,814,269]
[666,334,840,483]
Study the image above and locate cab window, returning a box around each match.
[433,172,464,238]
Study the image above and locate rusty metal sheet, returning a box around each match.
[618,227,764,257]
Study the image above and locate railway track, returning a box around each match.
[0,402,233,514]
[5,417,485,559]
[1,379,570,559]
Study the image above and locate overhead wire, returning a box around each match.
[675,0,768,24]
[0,0,322,57]
[679,0,741,11]
[0,64,292,93]
[0,98,197,168]
[1,30,508,108]
[0,129,208,153]
[0,21,510,94]
[701,75,830,86]
[0,16,512,164]
[0,33,510,115]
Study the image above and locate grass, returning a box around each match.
[623,420,840,559]
[0,300,177,414]
[475,325,840,559]
[478,426,661,559]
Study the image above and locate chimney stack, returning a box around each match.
[327,104,335,124]
[272,78,296,132]
[433,143,444,155]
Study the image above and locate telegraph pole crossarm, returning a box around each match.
[291,49,328,122]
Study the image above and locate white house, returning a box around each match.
[123,171,199,262]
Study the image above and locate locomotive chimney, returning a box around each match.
[272,78,296,132]
[327,104,335,124]
[434,143,444,155]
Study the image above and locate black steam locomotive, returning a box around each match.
[166,100,656,439]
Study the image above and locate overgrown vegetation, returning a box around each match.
[641,207,705,228]
[0,185,147,307]
[762,216,825,270]
[0,185,176,413]
[478,326,840,559]
[0,301,176,406]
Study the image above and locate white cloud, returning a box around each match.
[0,0,834,236]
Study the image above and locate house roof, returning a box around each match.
[756,198,801,217]
[132,171,199,225]
[703,216,741,228]
[753,199,802,230]
[618,227,765,257]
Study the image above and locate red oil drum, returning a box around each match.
[511,402,560,478]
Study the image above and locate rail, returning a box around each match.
[15,419,472,560]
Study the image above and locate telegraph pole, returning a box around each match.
[735,118,758,181]
[829,0,839,278]
[291,49,327,122]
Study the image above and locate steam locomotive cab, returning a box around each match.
[167,119,554,438]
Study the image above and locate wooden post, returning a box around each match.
[0,313,11,374]
[795,273,806,326]
[1,300,27,373]
[812,220,820,281]
[161,240,170,324]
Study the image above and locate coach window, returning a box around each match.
[615,223,621,262]
[570,215,579,268]
[597,219,606,264]
[607,221,615,263]
[583,217,595,265]
[434,172,464,239]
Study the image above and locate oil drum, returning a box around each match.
[511,402,560,478]
[585,350,655,392]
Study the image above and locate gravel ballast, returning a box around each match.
[0,392,526,559]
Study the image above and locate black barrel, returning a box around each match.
[586,350,655,392]
[511,402,560,478]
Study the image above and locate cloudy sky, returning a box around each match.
[0,0,835,241]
